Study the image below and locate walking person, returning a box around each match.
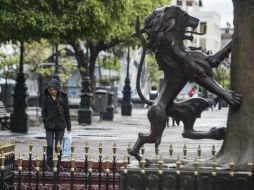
[41,79,71,167]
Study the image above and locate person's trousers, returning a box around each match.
[46,130,64,167]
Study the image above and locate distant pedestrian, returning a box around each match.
[188,86,198,98]
[144,85,159,108]
[41,79,71,167]
[149,86,159,101]
[213,95,222,110]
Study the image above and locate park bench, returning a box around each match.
[0,101,10,130]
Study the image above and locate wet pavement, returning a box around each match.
[0,107,228,162]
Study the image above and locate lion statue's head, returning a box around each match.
[140,6,200,48]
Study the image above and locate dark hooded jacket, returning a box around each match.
[41,79,71,131]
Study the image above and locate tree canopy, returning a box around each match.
[0,0,169,43]
[0,0,170,95]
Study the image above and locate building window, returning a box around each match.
[186,1,193,6]
[200,22,207,34]
[177,0,182,6]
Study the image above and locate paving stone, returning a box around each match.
[0,107,227,162]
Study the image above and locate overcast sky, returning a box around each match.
[201,0,233,28]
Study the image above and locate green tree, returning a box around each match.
[0,0,169,94]
[213,59,230,90]
[0,51,19,81]
[147,53,163,88]
[24,40,77,86]
[98,54,120,86]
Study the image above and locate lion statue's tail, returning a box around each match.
[136,44,154,106]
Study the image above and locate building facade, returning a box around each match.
[171,0,222,53]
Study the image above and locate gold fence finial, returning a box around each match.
[99,142,103,155]
[53,153,58,171]
[113,142,117,155]
[183,144,187,160]
[193,157,199,176]
[56,142,61,154]
[88,154,93,173]
[169,144,173,159]
[105,155,111,173]
[229,158,235,177]
[155,147,159,159]
[70,153,75,172]
[35,152,40,171]
[211,156,217,176]
[17,152,23,171]
[140,156,146,174]
[127,143,131,155]
[158,154,164,175]
[123,155,128,174]
[29,141,33,153]
[71,143,75,154]
[0,150,5,170]
[43,142,47,155]
[247,161,253,177]
[176,154,181,175]
[84,141,89,154]
[141,145,145,156]
[197,145,202,160]
[212,145,216,158]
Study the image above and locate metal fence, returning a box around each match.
[1,140,253,190]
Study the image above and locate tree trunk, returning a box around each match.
[89,46,100,101]
[217,0,254,165]
[69,41,88,76]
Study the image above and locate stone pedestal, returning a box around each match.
[119,163,253,190]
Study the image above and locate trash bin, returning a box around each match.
[102,91,114,121]
[95,89,108,113]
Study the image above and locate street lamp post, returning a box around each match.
[121,47,132,115]
[10,41,28,133]
[78,73,93,125]
[52,44,61,81]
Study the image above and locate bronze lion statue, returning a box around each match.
[131,6,242,161]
